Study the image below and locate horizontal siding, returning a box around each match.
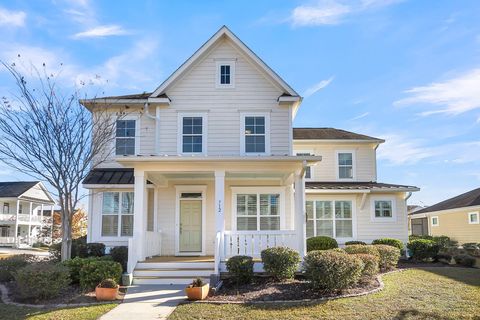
[294,142,377,182]
[430,210,480,244]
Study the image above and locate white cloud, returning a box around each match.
[290,0,403,26]
[72,25,130,39]
[349,112,370,121]
[395,68,480,116]
[0,7,26,27]
[377,133,439,165]
[304,76,334,97]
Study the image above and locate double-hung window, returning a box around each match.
[101,192,134,237]
[216,61,235,88]
[2,203,9,214]
[306,200,353,239]
[182,117,203,153]
[236,193,281,231]
[242,114,269,154]
[337,152,354,179]
[116,120,136,155]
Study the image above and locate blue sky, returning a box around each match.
[0,0,479,207]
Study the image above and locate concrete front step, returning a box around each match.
[133,269,213,277]
[135,262,215,269]
[133,276,210,285]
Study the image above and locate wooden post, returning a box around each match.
[214,170,225,275]
[133,169,147,265]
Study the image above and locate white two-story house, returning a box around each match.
[81,26,418,284]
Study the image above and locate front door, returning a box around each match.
[179,200,202,253]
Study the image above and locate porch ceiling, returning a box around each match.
[147,171,288,181]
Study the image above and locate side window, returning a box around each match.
[116,120,136,155]
[371,198,396,222]
[338,152,353,179]
[374,200,393,218]
[244,116,265,153]
[102,192,134,237]
[182,117,203,153]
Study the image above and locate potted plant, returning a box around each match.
[185,278,209,300]
[95,278,119,301]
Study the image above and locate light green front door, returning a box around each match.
[179,200,202,252]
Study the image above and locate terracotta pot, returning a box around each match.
[185,283,210,300]
[95,285,119,301]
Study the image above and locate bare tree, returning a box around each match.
[0,62,119,261]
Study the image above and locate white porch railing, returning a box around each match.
[145,231,162,258]
[0,214,16,222]
[0,237,16,245]
[223,230,297,258]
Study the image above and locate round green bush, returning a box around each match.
[306,236,338,252]
[328,248,346,254]
[372,238,404,251]
[407,239,439,261]
[345,241,367,246]
[62,256,112,284]
[0,254,37,282]
[303,251,364,291]
[261,247,300,281]
[110,246,128,272]
[453,254,476,267]
[352,253,379,277]
[374,244,401,271]
[344,244,379,257]
[14,263,71,301]
[79,259,122,291]
[226,255,254,285]
[87,242,106,257]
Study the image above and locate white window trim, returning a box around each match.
[431,216,439,227]
[115,115,140,156]
[335,150,356,181]
[177,112,208,155]
[468,211,479,224]
[240,112,271,156]
[98,190,134,241]
[174,185,207,256]
[295,150,314,180]
[231,186,286,231]
[370,196,397,222]
[215,60,235,88]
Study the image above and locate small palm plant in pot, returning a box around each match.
[95,278,119,301]
[185,278,209,300]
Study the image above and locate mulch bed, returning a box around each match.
[5,282,126,305]
[207,276,380,302]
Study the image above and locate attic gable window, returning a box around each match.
[216,61,235,88]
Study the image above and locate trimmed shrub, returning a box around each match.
[409,235,433,241]
[462,243,480,257]
[374,244,401,271]
[435,253,452,263]
[345,241,366,246]
[353,253,379,277]
[372,238,404,251]
[62,256,112,284]
[407,239,439,261]
[110,246,128,272]
[432,236,456,251]
[328,248,346,254]
[87,242,106,257]
[306,236,338,252]
[226,255,254,285]
[0,254,37,282]
[261,247,300,281]
[79,259,122,291]
[303,251,364,291]
[98,278,118,288]
[344,244,379,257]
[453,254,476,267]
[14,263,70,300]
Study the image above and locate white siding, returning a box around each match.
[294,142,377,182]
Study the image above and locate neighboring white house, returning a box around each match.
[0,181,56,247]
[81,26,419,284]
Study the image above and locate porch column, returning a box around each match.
[50,206,54,244]
[40,204,44,242]
[133,169,147,267]
[14,200,19,247]
[28,201,33,245]
[214,170,225,275]
[294,172,306,258]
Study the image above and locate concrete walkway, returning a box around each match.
[100,284,186,320]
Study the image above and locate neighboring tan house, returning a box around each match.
[80,26,419,284]
[0,181,56,247]
[408,205,427,235]
[409,188,480,244]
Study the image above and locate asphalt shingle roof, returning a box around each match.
[293,128,384,142]
[0,181,39,198]
[305,181,418,191]
[413,187,480,214]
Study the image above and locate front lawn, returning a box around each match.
[0,302,117,320]
[171,267,480,320]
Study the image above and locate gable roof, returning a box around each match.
[413,187,480,214]
[150,25,299,98]
[0,181,40,197]
[293,128,384,142]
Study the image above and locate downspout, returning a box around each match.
[143,102,161,155]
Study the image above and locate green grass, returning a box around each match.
[0,302,117,320]
[170,267,480,320]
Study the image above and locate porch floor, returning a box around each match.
[141,255,215,263]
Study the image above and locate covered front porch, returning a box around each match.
[121,156,319,276]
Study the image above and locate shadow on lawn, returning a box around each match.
[417,266,480,287]
[393,309,480,320]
